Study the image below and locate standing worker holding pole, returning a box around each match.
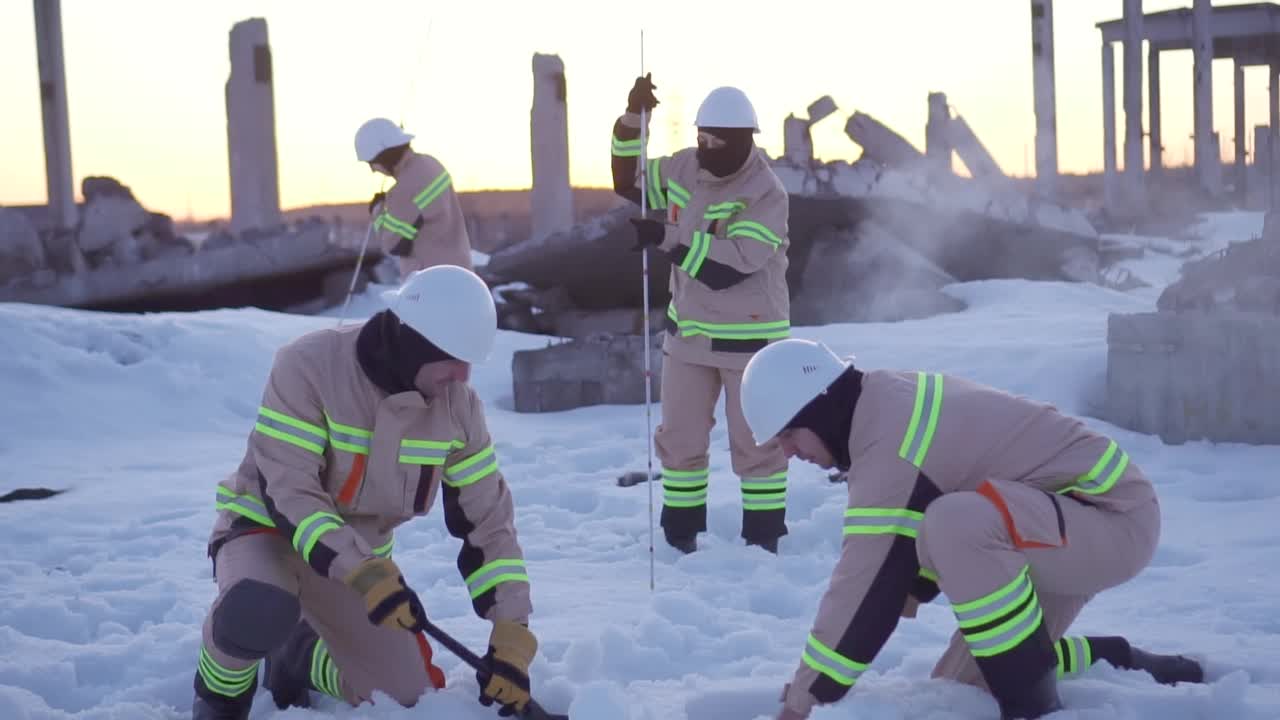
[610,74,793,555]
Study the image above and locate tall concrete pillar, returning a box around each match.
[226,18,282,234]
[783,114,813,165]
[1030,0,1058,200]
[1149,45,1163,177]
[1192,0,1219,196]
[1271,63,1279,209]
[530,53,573,242]
[1235,60,1247,200]
[32,0,77,232]
[925,91,952,175]
[1102,41,1119,213]
[1122,0,1145,209]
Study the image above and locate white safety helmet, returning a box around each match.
[694,86,760,132]
[354,117,415,162]
[380,265,497,364]
[740,339,853,444]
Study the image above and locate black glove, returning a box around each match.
[627,73,659,113]
[628,217,665,251]
[368,191,387,215]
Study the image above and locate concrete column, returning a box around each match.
[1271,63,1279,209]
[783,114,813,165]
[1122,0,1145,209]
[530,53,573,242]
[1192,0,1218,196]
[1030,0,1058,200]
[1149,45,1162,177]
[226,18,282,234]
[926,91,952,175]
[1235,59,1247,200]
[1102,41,1118,213]
[32,0,77,232]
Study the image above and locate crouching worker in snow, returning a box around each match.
[191,265,539,720]
[739,339,1204,720]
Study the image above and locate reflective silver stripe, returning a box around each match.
[842,508,923,538]
[966,604,1044,658]
[801,634,866,686]
[898,372,943,468]
[293,512,343,562]
[465,559,530,598]
[1058,636,1092,676]
[953,570,1034,625]
[215,487,274,527]
[1063,440,1128,495]
[399,439,459,466]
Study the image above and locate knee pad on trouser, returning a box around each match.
[211,578,302,660]
[659,467,709,541]
[196,579,300,706]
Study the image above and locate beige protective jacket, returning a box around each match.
[612,112,791,370]
[210,323,531,622]
[373,150,474,274]
[784,370,1155,713]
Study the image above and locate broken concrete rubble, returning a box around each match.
[511,332,663,413]
[1105,211,1278,445]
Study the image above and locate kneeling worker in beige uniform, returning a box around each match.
[191,265,539,719]
[739,339,1204,720]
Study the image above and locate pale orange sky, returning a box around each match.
[0,1,1274,221]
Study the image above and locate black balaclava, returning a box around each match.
[696,127,755,178]
[783,366,864,471]
[355,309,453,395]
[373,143,410,175]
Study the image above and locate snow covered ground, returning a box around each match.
[2,212,1278,719]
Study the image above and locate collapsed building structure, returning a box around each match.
[1,12,381,314]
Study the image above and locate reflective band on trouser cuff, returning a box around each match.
[704,201,746,221]
[953,566,1044,658]
[376,211,417,241]
[802,634,866,687]
[400,438,460,466]
[1056,636,1093,678]
[843,507,924,538]
[255,406,327,455]
[1059,440,1129,496]
[647,158,667,211]
[198,646,258,698]
[663,468,709,508]
[465,558,530,599]
[898,372,943,468]
[741,472,786,511]
[918,566,939,583]
[325,414,371,455]
[373,537,394,558]
[726,220,783,248]
[666,179,691,208]
[680,231,712,277]
[215,487,275,528]
[310,638,343,699]
[445,444,500,488]
[293,511,344,564]
[666,305,790,342]
[612,135,641,157]
[414,171,453,210]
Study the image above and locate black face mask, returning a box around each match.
[355,309,453,396]
[784,367,864,471]
[696,127,754,177]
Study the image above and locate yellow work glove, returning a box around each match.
[477,620,538,716]
[344,557,427,633]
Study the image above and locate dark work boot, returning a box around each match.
[263,620,325,709]
[1128,646,1205,685]
[192,674,255,720]
[997,667,1063,720]
[663,527,698,554]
